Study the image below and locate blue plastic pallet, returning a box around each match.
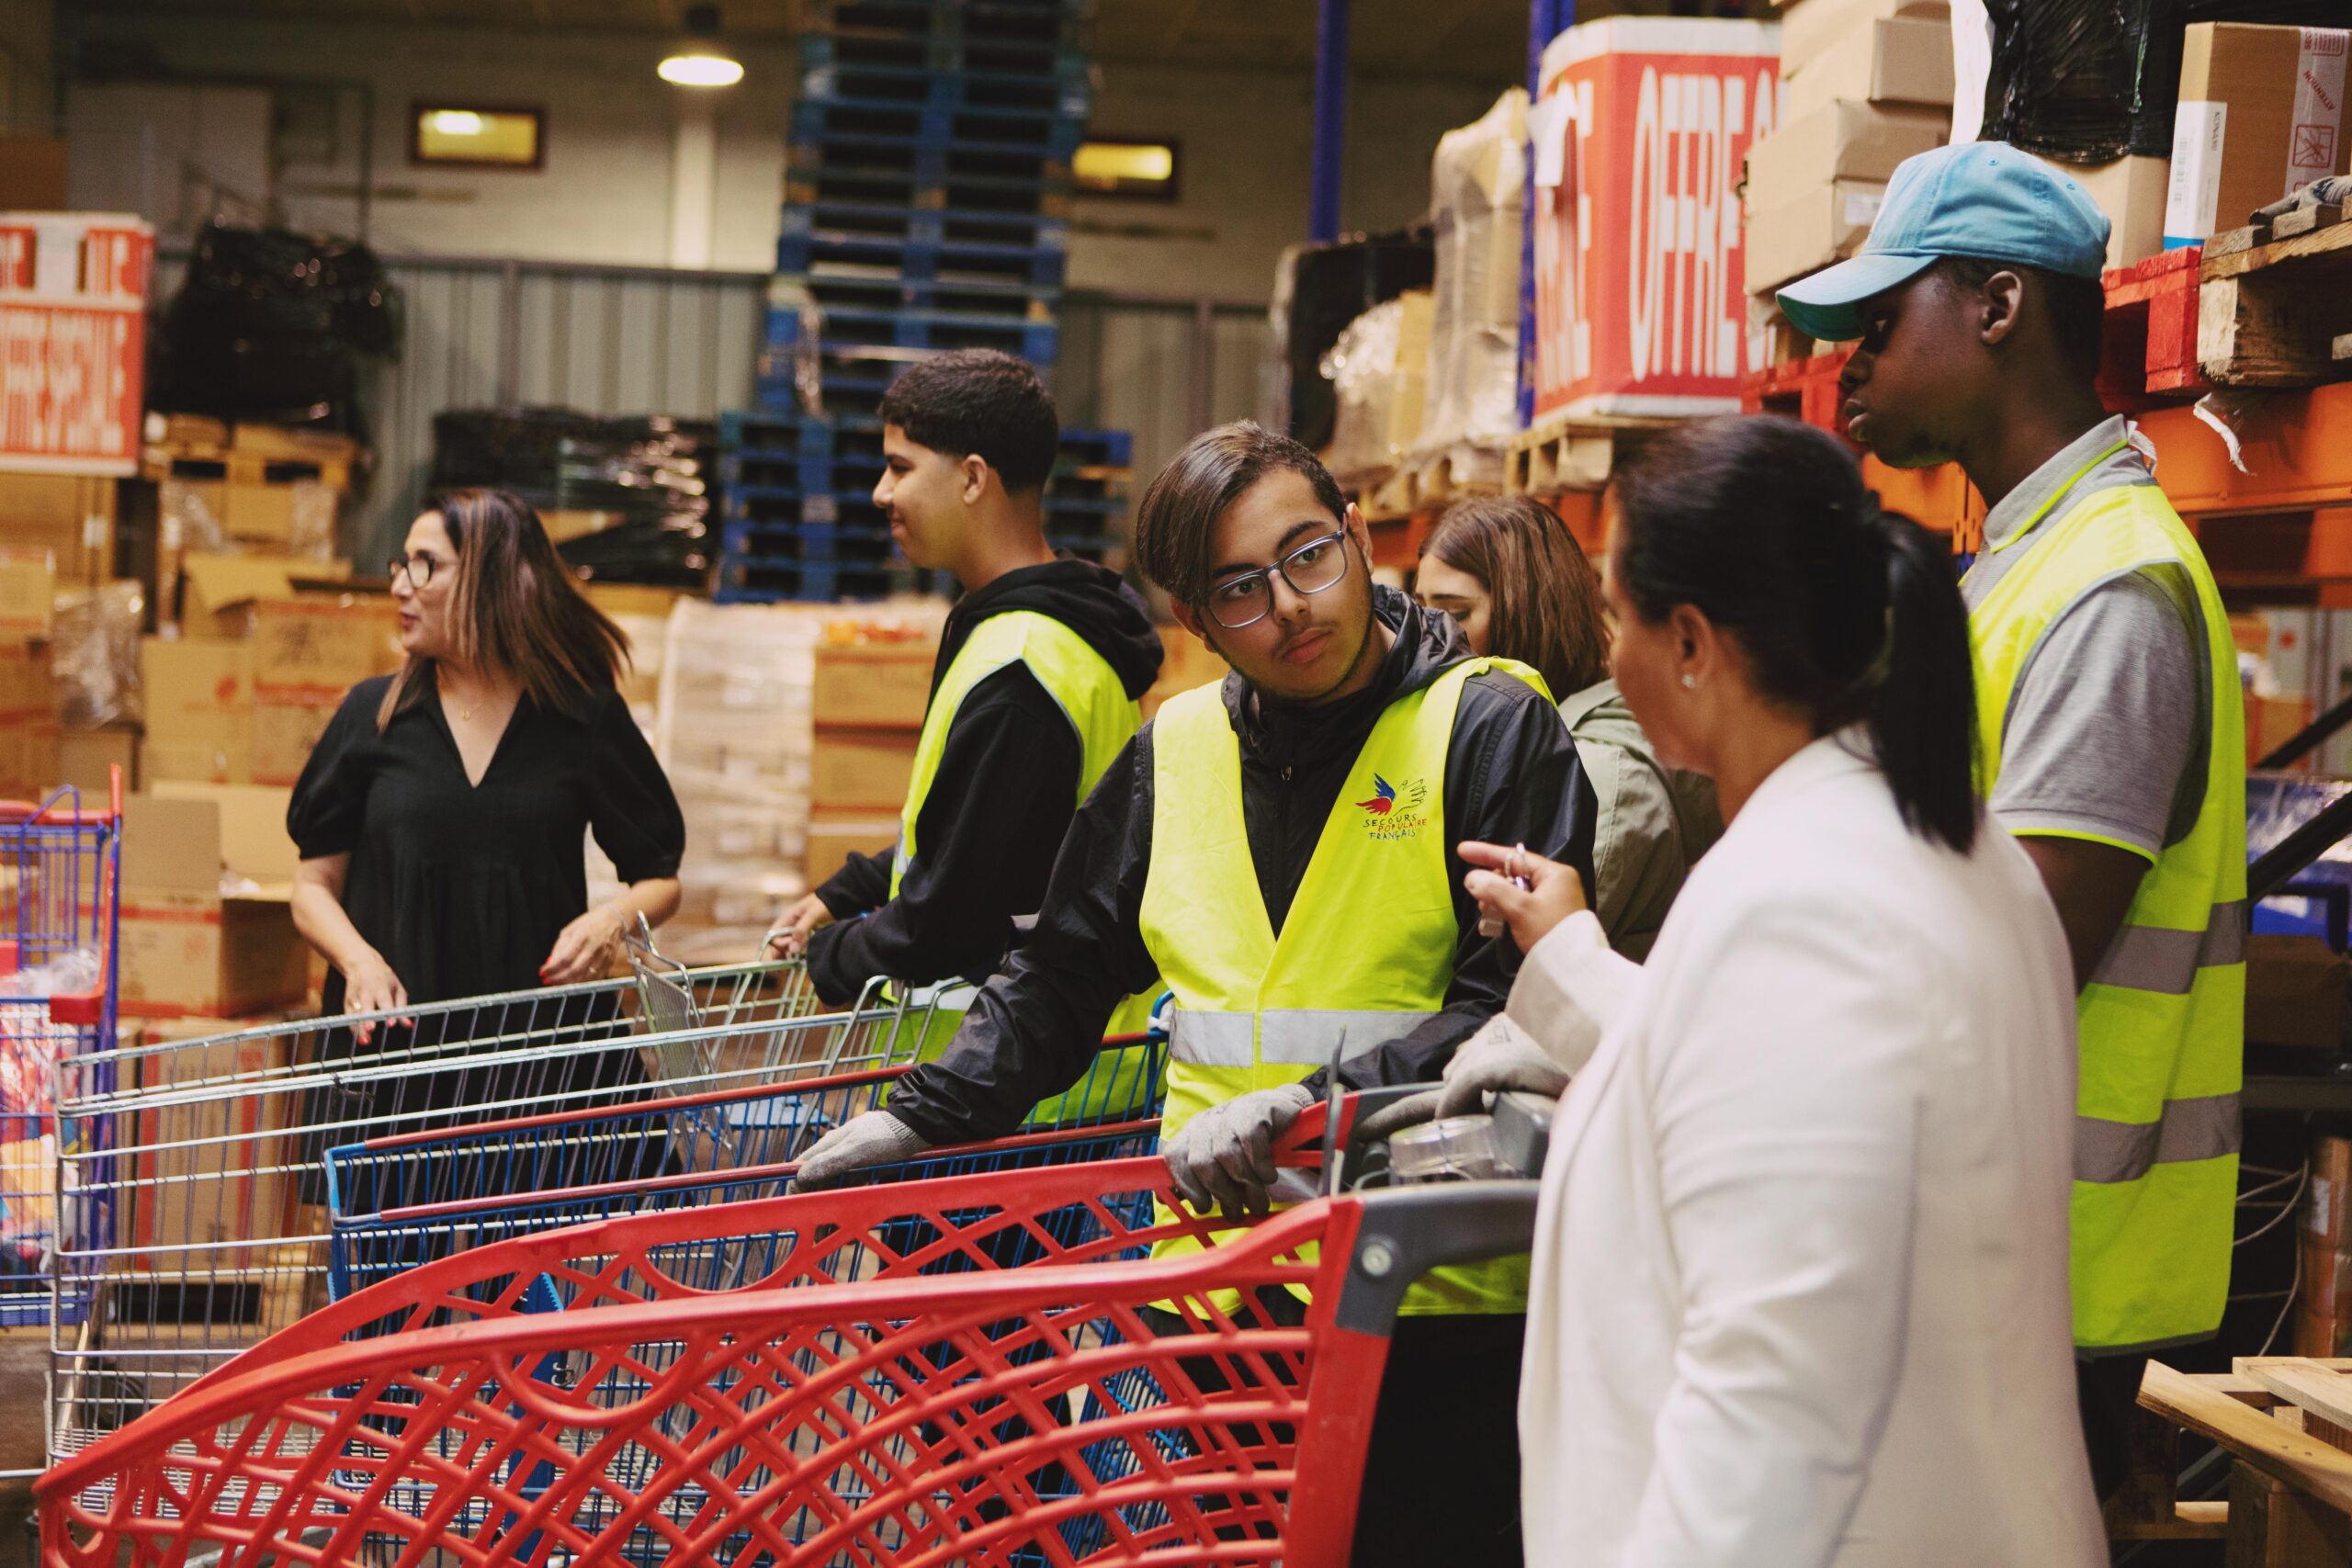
[799,28,1089,85]
[786,167,1071,223]
[788,98,1089,160]
[763,305,1060,365]
[782,196,1070,252]
[774,268,1061,324]
[715,559,912,604]
[787,133,1071,187]
[801,61,1091,118]
[721,521,899,564]
[1054,428,1131,468]
[774,230,1068,290]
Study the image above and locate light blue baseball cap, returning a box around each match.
[1776,141,2112,343]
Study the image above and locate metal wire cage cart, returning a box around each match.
[39,1103,1538,1568]
[0,774,122,1339]
[46,951,947,1467]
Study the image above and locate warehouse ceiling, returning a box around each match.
[66,0,1548,82]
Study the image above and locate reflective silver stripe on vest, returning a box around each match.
[2075,1093,2242,1185]
[2090,899,2248,996]
[1168,1010,1441,1068]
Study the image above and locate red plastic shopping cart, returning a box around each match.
[39,1102,1538,1568]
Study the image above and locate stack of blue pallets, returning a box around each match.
[716,0,1131,604]
[716,413,1131,604]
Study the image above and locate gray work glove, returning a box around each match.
[788,1110,931,1192]
[1436,1015,1569,1118]
[1163,1082,1317,1220]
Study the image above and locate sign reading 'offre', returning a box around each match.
[0,212,154,477]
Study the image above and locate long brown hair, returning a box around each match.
[377,488,631,730]
[1419,495,1611,697]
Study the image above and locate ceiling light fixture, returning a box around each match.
[427,109,485,136]
[659,3,744,87]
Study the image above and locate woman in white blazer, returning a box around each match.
[1457,417,2105,1568]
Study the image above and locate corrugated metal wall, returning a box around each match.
[158,251,1273,568]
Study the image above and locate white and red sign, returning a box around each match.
[1532,18,1781,421]
[0,213,153,477]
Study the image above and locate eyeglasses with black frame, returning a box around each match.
[388,552,441,590]
[1204,528,1351,629]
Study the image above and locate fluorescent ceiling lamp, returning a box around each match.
[1075,142,1173,183]
[658,51,743,86]
[660,3,742,87]
[427,109,485,136]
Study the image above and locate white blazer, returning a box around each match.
[1510,732,2104,1568]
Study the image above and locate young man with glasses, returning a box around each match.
[797,420,1596,1565]
[759,350,1164,1017]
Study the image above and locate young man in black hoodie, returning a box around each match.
[796,420,1596,1566]
[763,350,1163,1010]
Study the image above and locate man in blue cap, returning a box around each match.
[1779,141,2246,1498]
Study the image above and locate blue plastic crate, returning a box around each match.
[722,482,895,531]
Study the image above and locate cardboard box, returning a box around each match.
[0,473,115,584]
[2075,154,2172,269]
[1532,18,1783,421]
[2310,1134,2352,1247]
[149,781,300,888]
[127,1016,294,1273]
[141,637,254,784]
[0,723,56,801]
[251,693,340,787]
[810,727,921,811]
[0,550,52,640]
[0,637,47,716]
[1745,179,1889,294]
[2248,932,2349,1052]
[1745,99,1948,216]
[1782,17,1956,121]
[175,553,307,637]
[249,599,395,697]
[807,812,901,888]
[813,643,934,729]
[1781,0,1949,74]
[56,726,137,797]
[2165,23,2352,248]
[116,794,308,1018]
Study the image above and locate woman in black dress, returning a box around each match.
[288,489,684,1188]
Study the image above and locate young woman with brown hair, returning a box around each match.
[287,489,684,1139]
[1417,495,1718,959]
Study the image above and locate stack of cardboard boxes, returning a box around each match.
[808,639,934,889]
[143,556,401,788]
[0,551,55,797]
[1746,0,1954,305]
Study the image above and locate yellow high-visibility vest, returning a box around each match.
[884,611,1159,1122]
[1971,458,2245,1353]
[1140,656,1550,1314]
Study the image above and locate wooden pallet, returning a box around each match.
[1504,413,1674,497]
[2124,1357,2352,1562]
[2199,205,2352,388]
[1357,443,1509,524]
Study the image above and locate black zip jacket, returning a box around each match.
[806,558,1163,1005]
[883,585,1599,1145]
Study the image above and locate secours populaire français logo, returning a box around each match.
[1356,772,1430,841]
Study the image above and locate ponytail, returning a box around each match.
[1612,415,1982,854]
[1863,509,1980,853]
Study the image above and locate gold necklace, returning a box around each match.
[440,674,481,721]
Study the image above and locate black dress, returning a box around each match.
[287,675,685,1203]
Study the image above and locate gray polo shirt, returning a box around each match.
[1961,416,2209,862]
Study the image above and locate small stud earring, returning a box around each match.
[1680,673,1696,690]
